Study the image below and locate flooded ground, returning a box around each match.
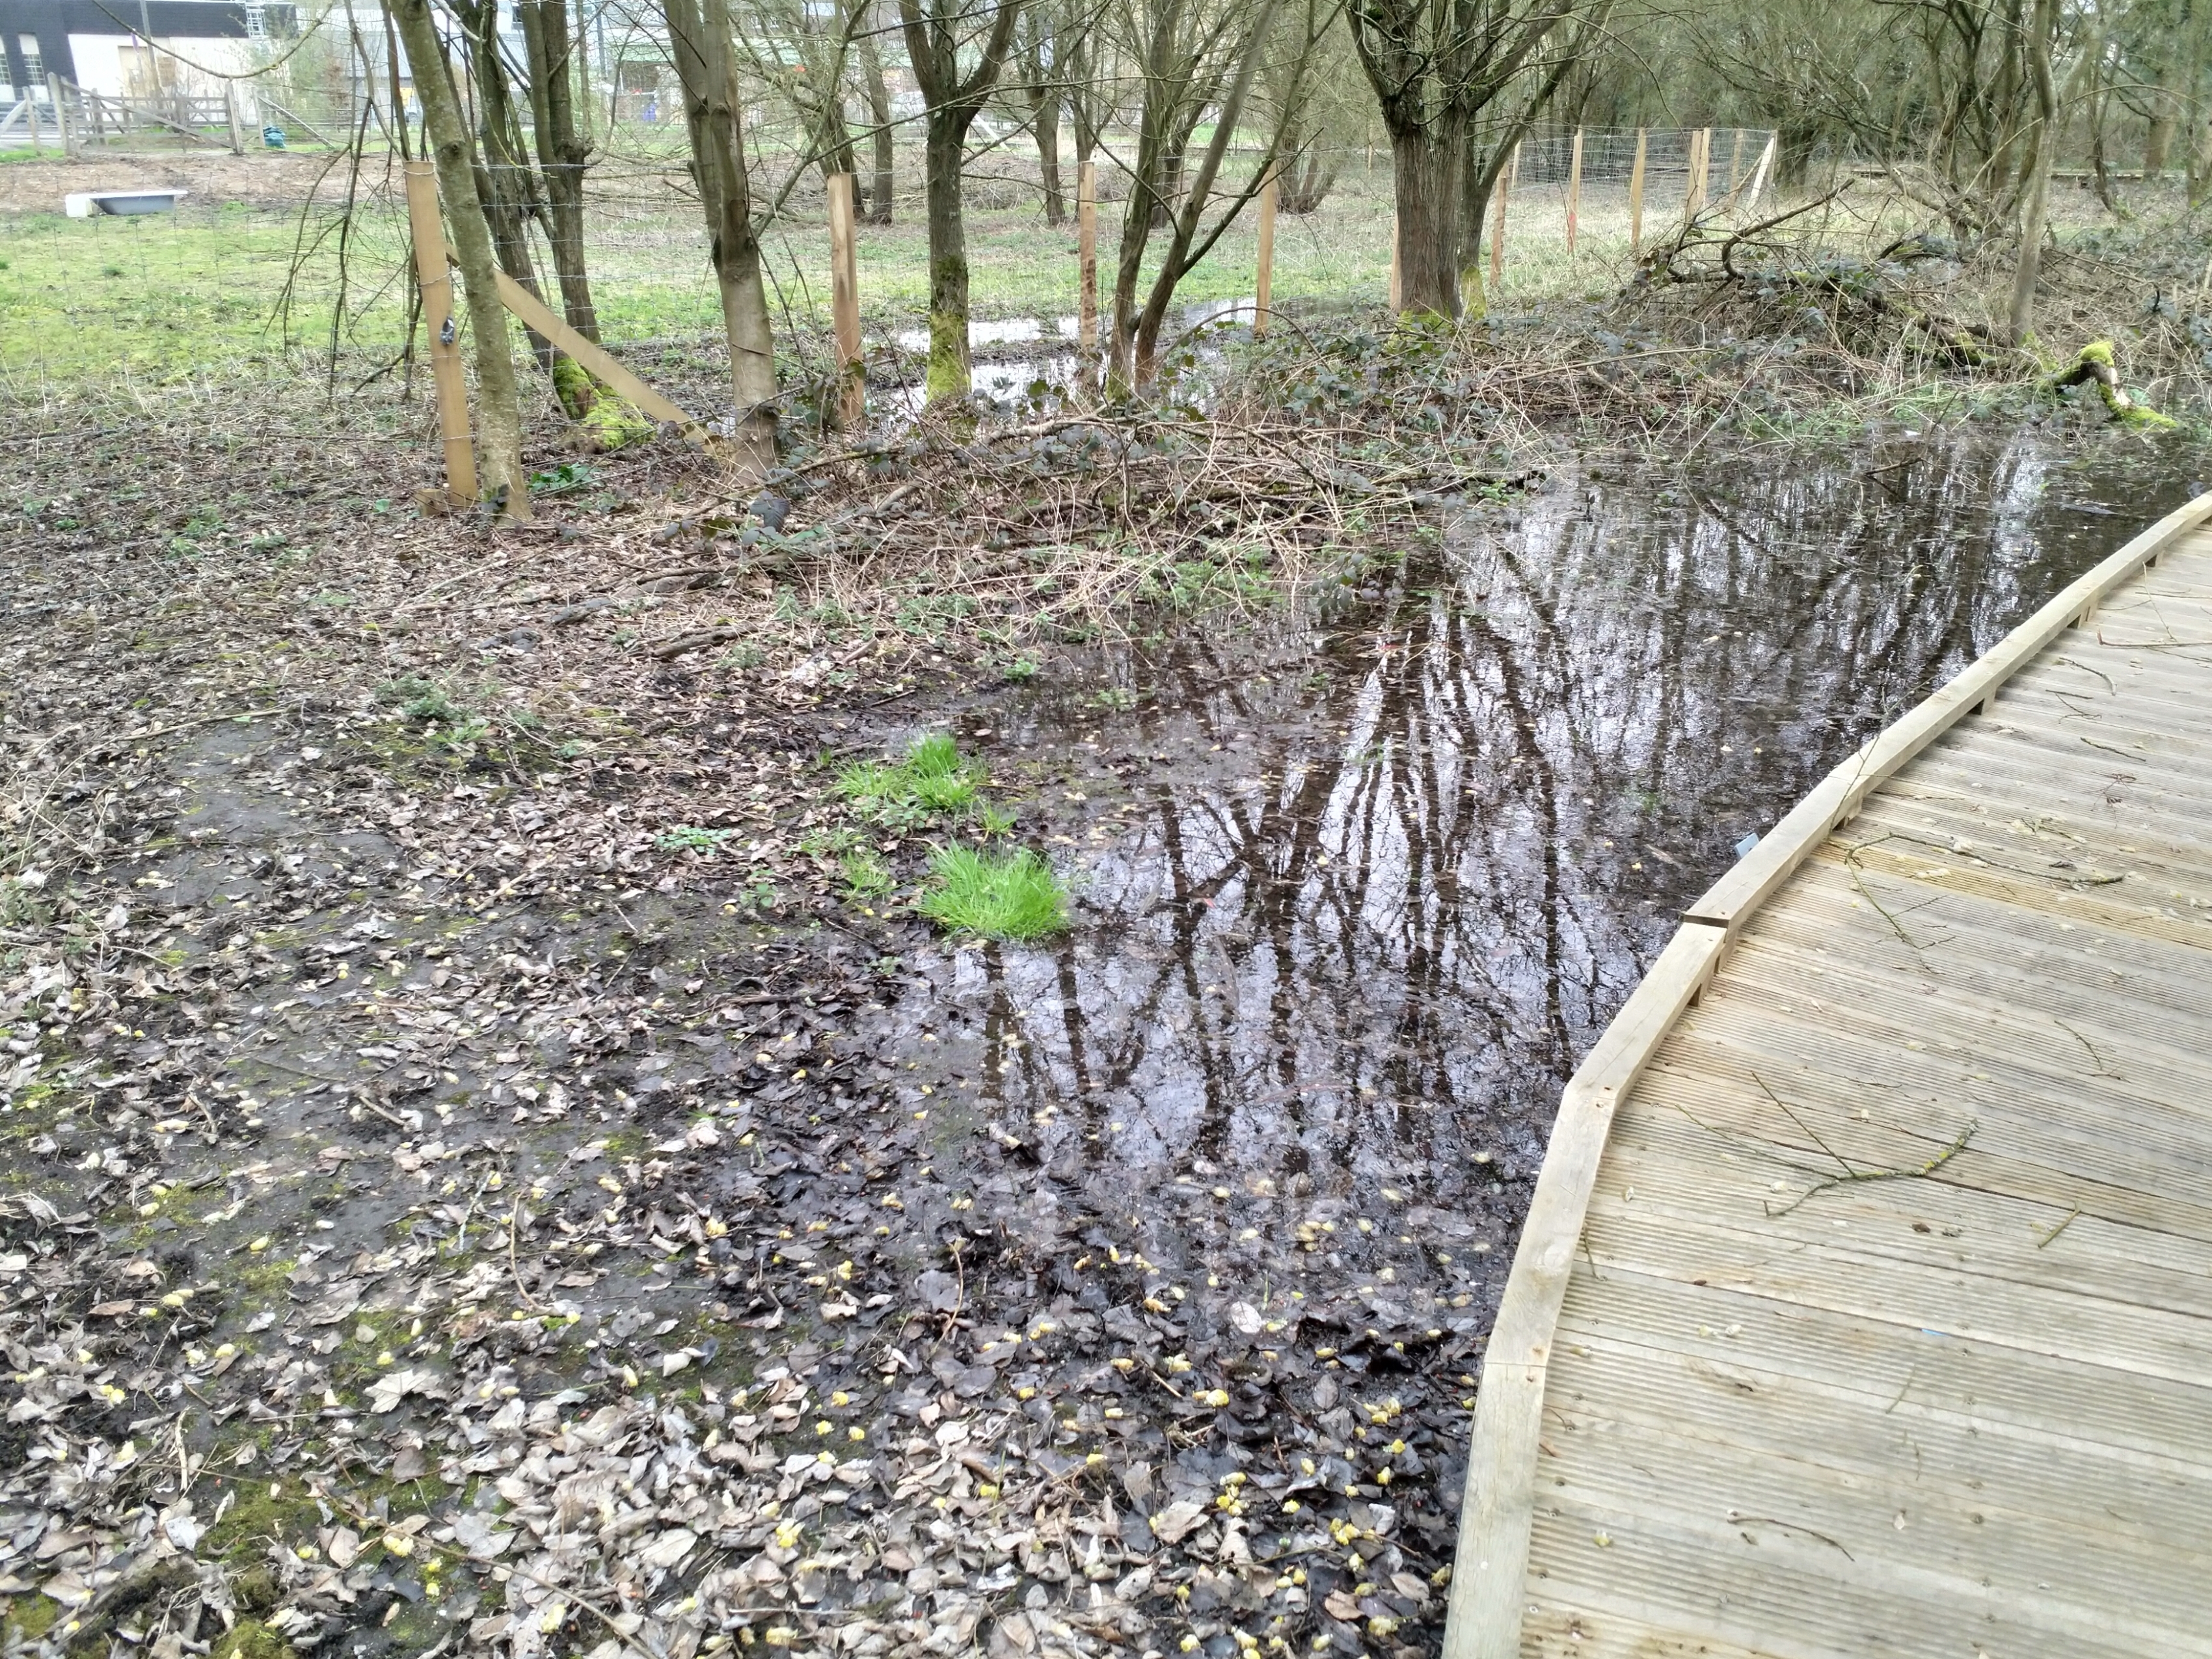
[855,427,2207,1388]
[2,422,2202,1659]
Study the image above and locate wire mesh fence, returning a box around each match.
[0,126,1776,398]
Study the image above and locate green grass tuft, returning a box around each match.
[917,845,1069,941]
[835,732,984,824]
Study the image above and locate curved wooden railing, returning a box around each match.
[1439,484,2212,1659]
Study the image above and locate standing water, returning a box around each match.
[859,432,2205,1365]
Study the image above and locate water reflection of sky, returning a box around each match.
[869,436,2205,1228]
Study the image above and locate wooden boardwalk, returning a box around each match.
[1444,494,2212,1659]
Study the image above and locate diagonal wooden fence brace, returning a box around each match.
[492,271,697,433]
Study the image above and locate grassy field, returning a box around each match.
[0,136,2129,390]
[0,143,1670,387]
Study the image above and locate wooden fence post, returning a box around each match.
[224,81,243,154]
[1077,160,1098,352]
[1565,127,1584,254]
[27,89,41,152]
[1744,133,1777,212]
[1490,143,1517,292]
[1253,167,1278,335]
[1629,128,1647,253]
[47,74,72,156]
[403,159,478,505]
[1688,128,1709,218]
[1727,127,1746,196]
[826,171,863,427]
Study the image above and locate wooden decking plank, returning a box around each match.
[1448,496,2212,1659]
[1523,1500,2209,1659]
[1535,1407,2212,1613]
[1550,1271,2212,1476]
[1547,1315,2212,1505]
[1589,1113,2212,1316]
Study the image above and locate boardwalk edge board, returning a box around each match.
[1438,487,2212,1659]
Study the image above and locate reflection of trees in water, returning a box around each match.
[939,438,2165,1207]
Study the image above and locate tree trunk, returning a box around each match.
[1129,0,1281,381]
[450,0,558,377]
[392,0,530,517]
[517,0,601,343]
[857,28,895,223]
[2007,0,2058,344]
[1393,128,1456,318]
[923,111,973,400]
[898,0,1021,407]
[1032,85,1066,224]
[662,0,778,473]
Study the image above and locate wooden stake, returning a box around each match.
[1565,127,1584,254]
[1744,133,1777,212]
[47,74,72,157]
[1727,127,1746,196]
[1688,127,1709,218]
[1490,143,1517,292]
[826,170,863,427]
[1629,128,1646,253]
[224,81,243,154]
[494,270,692,427]
[27,88,40,152]
[403,160,478,505]
[1253,168,1278,336]
[1077,160,1098,352]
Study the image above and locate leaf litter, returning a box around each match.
[0,403,1504,1659]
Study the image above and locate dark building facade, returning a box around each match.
[0,2,290,96]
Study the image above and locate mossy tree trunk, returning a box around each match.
[448,0,561,381]
[517,0,601,344]
[392,0,530,519]
[663,0,779,474]
[900,0,1025,405]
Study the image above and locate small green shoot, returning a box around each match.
[835,732,985,826]
[655,826,735,854]
[917,845,1068,941]
[839,848,896,900]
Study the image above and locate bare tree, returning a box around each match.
[1345,0,1593,317]
[517,0,602,343]
[392,0,530,517]
[900,0,1026,403]
[448,0,563,383]
[856,14,898,223]
[1014,2,1072,224]
[662,0,781,472]
[1108,0,1325,387]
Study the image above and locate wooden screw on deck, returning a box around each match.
[827,171,863,427]
[1253,167,1278,336]
[403,159,478,505]
[1629,128,1647,253]
[1565,128,1584,254]
[1077,161,1098,353]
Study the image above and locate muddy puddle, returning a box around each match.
[866,432,2208,1255]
